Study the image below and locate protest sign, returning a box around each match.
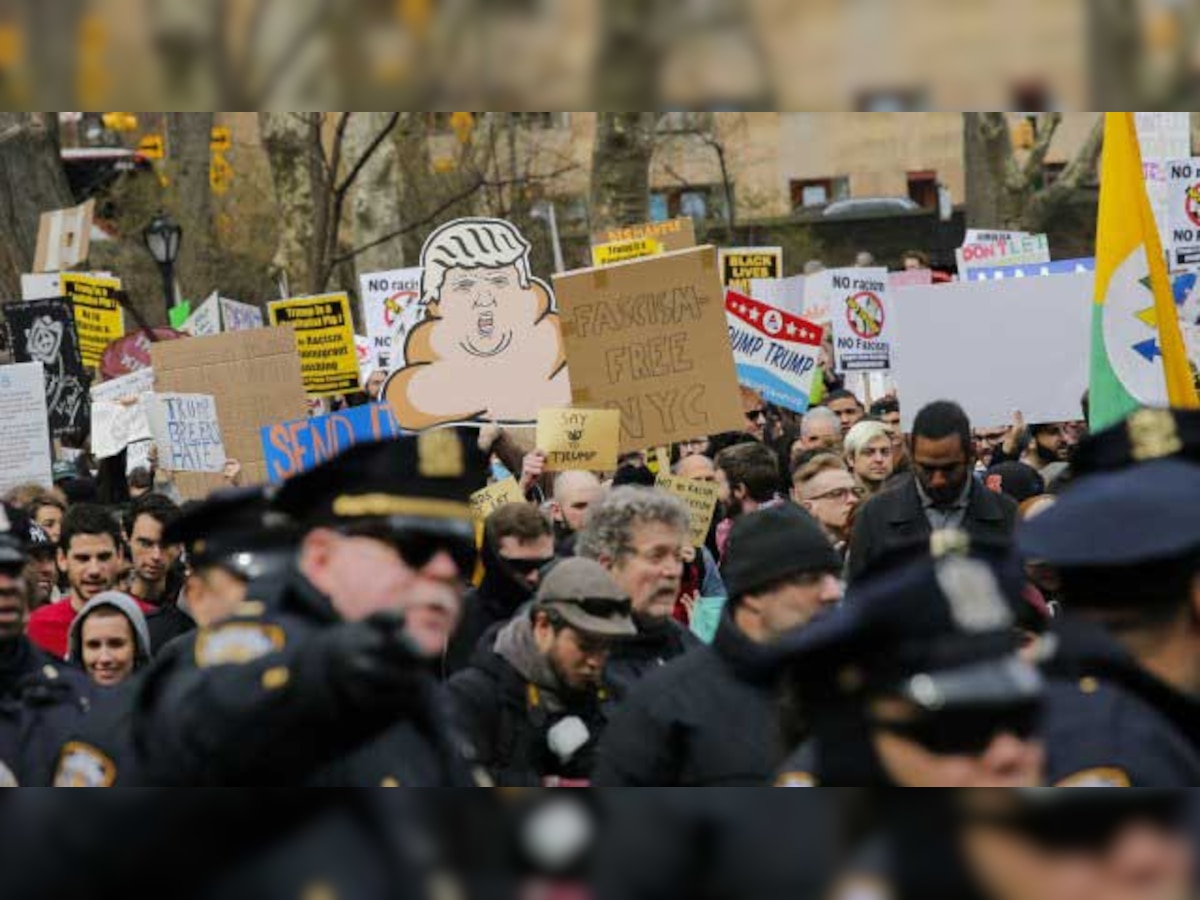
[892,274,1093,431]
[268,294,360,397]
[358,267,421,371]
[34,199,94,273]
[21,273,62,302]
[152,327,308,498]
[89,368,156,459]
[1167,159,1200,270]
[0,363,53,494]
[535,408,621,472]
[260,402,402,484]
[590,217,696,268]
[725,291,823,414]
[825,268,893,373]
[718,247,783,296]
[126,439,152,475]
[888,269,933,290]
[1137,113,1191,240]
[553,246,744,452]
[168,302,191,330]
[469,477,527,521]
[964,258,1096,281]
[354,335,375,387]
[219,297,264,332]
[61,273,124,369]
[181,293,222,337]
[99,328,184,379]
[2,298,89,437]
[655,473,720,549]
[748,275,807,318]
[146,393,227,473]
[964,229,1030,245]
[956,234,1051,278]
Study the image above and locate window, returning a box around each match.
[650,185,727,222]
[906,170,938,210]
[791,177,850,210]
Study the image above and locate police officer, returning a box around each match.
[1019,407,1200,786]
[134,431,487,786]
[772,532,1046,787]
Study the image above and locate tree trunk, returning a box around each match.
[166,112,216,302]
[345,112,404,280]
[0,112,75,299]
[258,112,322,296]
[590,113,657,232]
[963,113,1012,230]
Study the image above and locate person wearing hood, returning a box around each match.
[449,558,636,786]
[444,503,556,677]
[67,591,152,688]
[592,505,842,785]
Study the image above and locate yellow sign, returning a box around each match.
[267,294,360,397]
[591,237,664,268]
[718,247,784,296]
[101,112,138,132]
[469,477,526,521]
[655,474,720,548]
[61,274,125,369]
[138,134,164,160]
[210,152,233,195]
[535,408,621,472]
[210,126,232,153]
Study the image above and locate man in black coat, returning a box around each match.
[592,505,842,785]
[847,400,1017,583]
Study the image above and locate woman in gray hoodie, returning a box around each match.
[67,591,153,688]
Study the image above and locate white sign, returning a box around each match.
[20,270,114,301]
[146,392,227,473]
[1167,158,1200,271]
[956,234,1051,277]
[1137,112,1191,241]
[748,275,807,319]
[34,199,94,273]
[125,439,153,475]
[893,274,1093,431]
[90,368,156,460]
[358,267,421,371]
[218,297,264,332]
[725,291,823,413]
[182,292,222,337]
[0,363,53,494]
[964,229,1030,245]
[824,268,893,373]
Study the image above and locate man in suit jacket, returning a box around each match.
[846,400,1018,583]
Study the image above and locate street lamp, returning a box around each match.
[142,211,182,320]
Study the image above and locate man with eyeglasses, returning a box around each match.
[134,431,487,786]
[792,453,863,563]
[449,557,635,786]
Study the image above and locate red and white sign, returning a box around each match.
[725,290,824,414]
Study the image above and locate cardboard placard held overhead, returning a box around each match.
[469,477,527,521]
[2,298,90,438]
[590,217,696,265]
[260,402,403,484]
[34,199,94,273]
[535,408,621,472]
[61,273,125,369]
[553,246,745,452]
[718,247,783,296]
[145,393,227,473]
[268,294,360,397]
[151,327,308,499]
[655,474,720,548]
[90,368,156,460]
[358,267,421,371]
[0,363,53,494]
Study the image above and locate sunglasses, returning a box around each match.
[346,524,478,578]
[966,797,1186,853]
[870,700,1041,757]
[501,555,556,576]
[745,409,768,422]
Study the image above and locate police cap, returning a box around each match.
[165,487,297,582]
[1073,407,1200,475]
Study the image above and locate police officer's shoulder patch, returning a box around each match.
[54,742,117,787]
[775,771,819,787]
[1055,767,1132,788]
[195,621,286,668]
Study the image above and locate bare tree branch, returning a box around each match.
[334,112,400,196]
[1056,113,1104,188]
[246,0,336,108]
[1021,112,1064,183]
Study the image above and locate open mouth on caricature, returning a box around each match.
[462,330,513,358]
[478,310,495,338]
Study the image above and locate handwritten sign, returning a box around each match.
[182,293,222,337]
[469,477,527,520]
[219,297,264,332]
[655,473,720,548]
[90,368,156,459]
[718,247,783,296]
[260,402,402,483]
[956,234,1050,278]
[61,274,124,369]
[536,408,621,472]
[268,294,360,397]
[146,393,227,473]
[358,267,421,371]
[2,298,90,438]
[725,291,823,414]
[0,363,53,494]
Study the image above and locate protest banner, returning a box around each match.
[61,273,124,369]
[553,246,745,452]
[2,298,89,437]
[146,393,227,473]
[0,363,53,495]
[748,275,807,318]
[724,291,823,414]
[260,402,402,484]
[718,247,783,296]
[152,327,308,499]
[964,258,1096,281]
[34,199,94,273]
[89,368,156,459]
[535,408,621,472]
[358,267,421,371]
[590,218,696,268]
[1136,112,1191,240]
[268,294,360,397]
[825,268,893,373]
[892,274,1093,431]
[469,477,526,521]
[182,293,222,337]
[1167,159,1200,270]
[956,234,1051,278]
[655,473,720,549]
[219,297,264,332]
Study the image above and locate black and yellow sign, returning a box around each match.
[61,274,125,369]
[267,294,359,397]
[138,134,165,160]
[718,247,784,296]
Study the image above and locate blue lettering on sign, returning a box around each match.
[260,403,404,483]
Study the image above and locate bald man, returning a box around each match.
[549,470,604,556]
[674,454,716,483]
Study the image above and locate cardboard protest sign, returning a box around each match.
[590,218,696,268]
[2,298,89,437]
[724,291,823,414]
[89,368,156,459]
[749,275,807,318]
[964,258,1096,282]
[718,247,783,296]
[61,273,124,369]
[34,199,94,273]
[219,297,264,332]
[535,408,621,472]
[268,294,360,397]
[152,327,308,499]
[956,234,1050,278]
[182,293,222,337]
[553,246,745,452]
[469,477,526,521]
[0,363,53,494]
[260,402,402,484]
[146,393,227,473]
[383,218,570,430]
[822,269,893,373]
[358,267,421,371]
[655,473,720,549]
[892,274,1093,430]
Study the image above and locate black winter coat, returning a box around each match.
[604,615,700,696]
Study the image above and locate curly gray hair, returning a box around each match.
[575,487,690,562]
